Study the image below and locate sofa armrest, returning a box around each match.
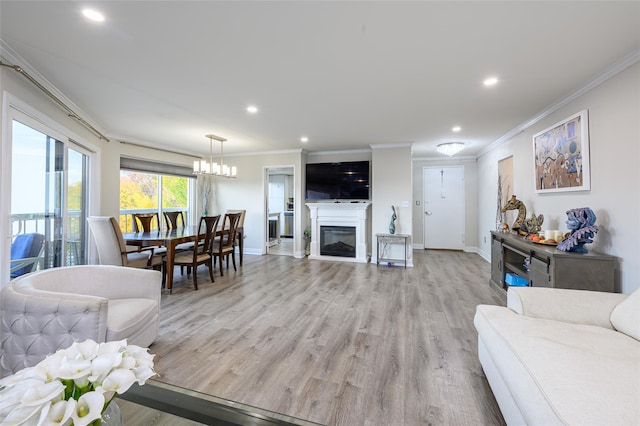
[507,287,627,329]
[22,265,162,302]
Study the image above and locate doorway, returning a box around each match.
[266,166,294,256]
[423,166,465,250]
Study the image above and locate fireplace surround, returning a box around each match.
[306,202,371,263]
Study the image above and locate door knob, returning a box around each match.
[425,211,433,216]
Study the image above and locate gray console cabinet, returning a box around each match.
[490,231,616,295]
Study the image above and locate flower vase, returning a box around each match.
[98,401,122,426]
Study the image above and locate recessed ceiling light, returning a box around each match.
[246,105,258,114]
[484,77,499,86]
[452,126,462,132]
[82,8,105,22]
[300,137,309,143]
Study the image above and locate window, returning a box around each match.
[119,159,195,232]
[8,117,92,281]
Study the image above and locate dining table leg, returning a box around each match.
[166,242,176,294]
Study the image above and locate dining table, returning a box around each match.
[123,226,204,294]
[123,225,245,294]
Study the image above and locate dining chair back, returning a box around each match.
[132,213,159,232]
[87,216,162,269]
[10,233,45,278]
[226,209,246,265]
[171,215,220,290]
[163,211,186,229]
[212,212,242,276]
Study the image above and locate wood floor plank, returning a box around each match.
[149,250,505,425]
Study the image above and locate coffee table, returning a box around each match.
[119,379,323,425]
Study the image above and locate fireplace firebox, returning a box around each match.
[320,226,356,258]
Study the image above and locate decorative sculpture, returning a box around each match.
[557,207,599,253]
[389,206,397,234]
[521,213,544,235]
[501,195,527,233]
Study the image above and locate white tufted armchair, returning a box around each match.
[0,265,161,377]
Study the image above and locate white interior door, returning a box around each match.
[423,166,464,250]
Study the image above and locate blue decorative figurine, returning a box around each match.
[556,207,598,253]
[389,205,397,234]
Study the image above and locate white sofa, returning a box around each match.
[475,287,640,425]
[0,265,162,377]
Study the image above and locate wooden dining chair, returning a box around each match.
[132,213,159,232]
[212,212,241,276]
[163,211,186,229]
[226,209,246,266]
[170,215,220,290]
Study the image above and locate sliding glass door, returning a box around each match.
[9,118,91,279]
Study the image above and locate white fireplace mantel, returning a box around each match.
[306,202,372,263]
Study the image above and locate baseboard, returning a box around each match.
[477,248,490,263]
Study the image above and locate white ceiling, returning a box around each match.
[1,1,638,158]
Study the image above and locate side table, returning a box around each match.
[376,233,409,268]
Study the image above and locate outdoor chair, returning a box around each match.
[9,233,45,278]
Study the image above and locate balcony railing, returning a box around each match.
[9,208,190,273]
[10,211,85,268]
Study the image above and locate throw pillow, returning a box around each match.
[610,288,640,341]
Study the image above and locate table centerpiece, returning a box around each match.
[0,338,155,425]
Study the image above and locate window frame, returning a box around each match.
[119,159,196,231]
[1,93,99,287]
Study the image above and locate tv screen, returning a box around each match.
[305,161,370,200]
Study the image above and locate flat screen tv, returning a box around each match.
[305,161,370,200]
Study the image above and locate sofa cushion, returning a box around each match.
[475,305,640,425]
[106,298,158,343]
[610,289,640,341]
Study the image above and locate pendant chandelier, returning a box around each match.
[193,134,237,178]
[436,142,465,157]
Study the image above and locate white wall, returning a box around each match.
[412,157,479,251]
[212,151,305,257]
[477,62,640,294]
[371,144,413,266]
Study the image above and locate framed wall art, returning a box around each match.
[533,110,590,193]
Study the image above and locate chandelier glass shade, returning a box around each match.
[436,142,465,157]
[193,134,237,178]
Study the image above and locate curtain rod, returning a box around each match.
[0,61,110,142]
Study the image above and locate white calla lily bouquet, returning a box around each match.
[0,339,156,426]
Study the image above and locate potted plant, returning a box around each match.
[303,227,311,256]
[0,339,155,425]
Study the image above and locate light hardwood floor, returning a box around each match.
[147,250,506,425]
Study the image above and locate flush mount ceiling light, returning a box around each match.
[437,142,465,157]
[451,126,462,132]
[193,134,237,178]
[246,105,258,114]
[82,8,105,22]
[484,76,499,86]
[300,136,309,143]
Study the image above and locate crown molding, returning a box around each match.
[478,49,640,158]
[370,142,413,150]
[0,39,107,138]
[306,148,372,156]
